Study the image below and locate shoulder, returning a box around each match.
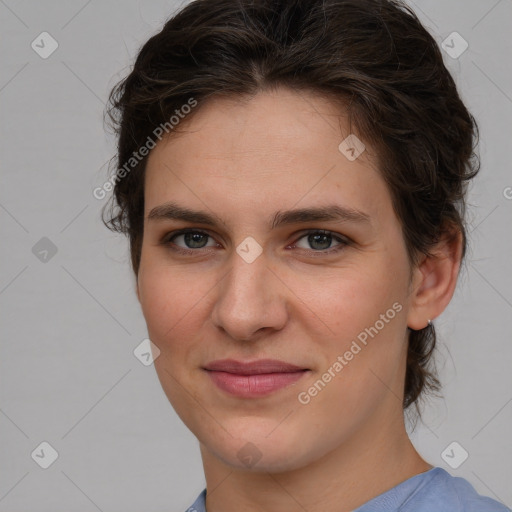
[185,488,206,512]
[402,467,510,512]
[184,472,510,512]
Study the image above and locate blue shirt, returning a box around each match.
[185,467,510,511]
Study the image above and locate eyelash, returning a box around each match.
[160,229,350,256]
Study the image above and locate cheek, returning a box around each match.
[137,259,210,348]
[298,261,409,396]
[299,264,405,343]
[137,260,213,420]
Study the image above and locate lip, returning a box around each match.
[204,358,306,374]
[203,359,309,398]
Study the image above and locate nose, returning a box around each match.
[210,245,288,342]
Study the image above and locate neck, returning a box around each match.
[200,408,431,512]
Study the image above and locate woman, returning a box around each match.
[103,0,509,510]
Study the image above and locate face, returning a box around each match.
[137,88,416,472]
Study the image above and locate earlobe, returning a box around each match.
[407,229,463,330]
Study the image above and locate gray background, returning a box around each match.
[1,0,511,510]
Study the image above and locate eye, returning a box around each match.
[292,230,348,254]
[161,228,349,256]
[163,229,218,253]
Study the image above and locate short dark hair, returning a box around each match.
[103,0,480,411]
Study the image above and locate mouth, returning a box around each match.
[203,359,310,398]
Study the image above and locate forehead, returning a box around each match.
[143,88,391,223]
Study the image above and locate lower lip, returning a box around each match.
[206,370,308,397]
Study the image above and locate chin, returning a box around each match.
[199,422,327,473]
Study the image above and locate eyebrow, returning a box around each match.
[147,201,371,229]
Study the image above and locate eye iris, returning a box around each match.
[184,232,208,248]
[309,232,331,250]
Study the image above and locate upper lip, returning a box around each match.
[203,359,307,375]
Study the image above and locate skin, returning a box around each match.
[136,87,462,512]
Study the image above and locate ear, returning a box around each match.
[407,227,463,330]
